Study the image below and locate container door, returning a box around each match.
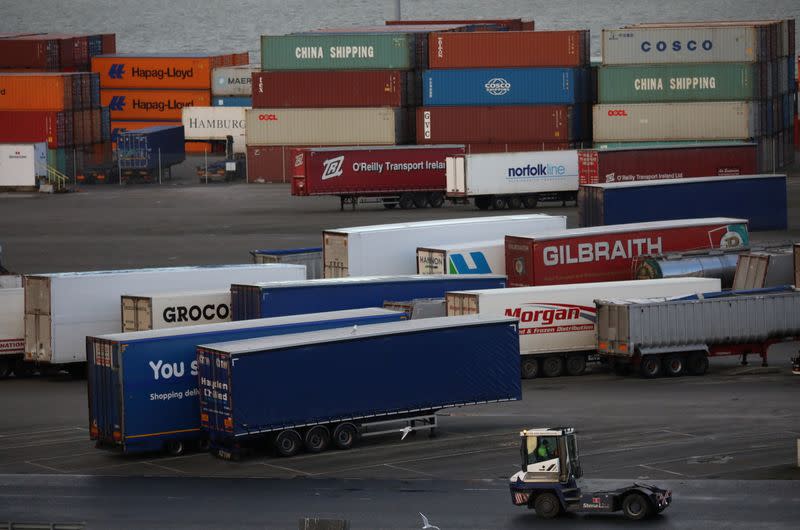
[417,249,445,275]
[87,339,123,446]
[137,298,152,331]
[323,233,349,278]
[197,348,234,444]
[794,244,800,287]
[121,296,137,332]
[23,277,52,362]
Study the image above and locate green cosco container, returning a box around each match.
[598,63,760,103]
[261,34,416,70]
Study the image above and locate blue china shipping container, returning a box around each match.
[231,274,507,320]
[212,96,252,107]
[197,315,521,456]
[116,125,185,170]
[578,174,787,230]
[87,307,406,455]
[423,67,591,106]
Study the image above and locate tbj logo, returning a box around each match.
[322,156,344,180]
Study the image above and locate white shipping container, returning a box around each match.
[245,108,408,146]
[593,102,758,142]
[418,240,506,275]
[182,107,247,154]
[602,27,760,65]
[446,277,721,377]
[0,288,24,358]
[121,290,231,332]
[324,214,567,278]
[24,264,306,365]
[446,150,580,197]
[212,65,257,96]
[0,144,46,188]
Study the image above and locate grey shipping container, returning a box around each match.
[212,66,257,97]
[383,298,446,319]
[731,250,795,290]
[249,248,323,279]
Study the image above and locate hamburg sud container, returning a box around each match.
[423,68,590,106]
[88,308,406,455]
[182,107,246,153]
[0,111,71,148]
[291,145,464,197]
[578,175,787,231]
[578,143,758,183]
[212,65,257,96]
[0,73,73,111]
[504,218,750,286]
[246,108,408,146]
[252,70,414,108]
[261,33,417,70]
[101,89,211,121]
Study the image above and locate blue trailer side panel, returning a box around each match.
[423,68,590,106]
[87,310,406,454]
[579,175,787,231]
[117,125,185,170]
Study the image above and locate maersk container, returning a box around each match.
[597,63,761,102]
[0,287,24,378]
[197,315,521,456]
[121,290,231,332]
[578,175,787,231]
[24,264,306,368]
[447,277,720,378]
[261,33,416,70]
[593,102,758,142]
[212,66,257,96]
[323,214,566,277]
[212,97,252,107]
[423,68,590,106]
[231,275,507,320]
[116,126,186,170]
[250,248,323,280]
[88,308,406,455]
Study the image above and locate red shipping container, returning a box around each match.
[100,34,116,54]
[90,108,102,144]
[233,52,250,65]
[385,19,532,31]
[80,73,91,110]
[247,145,310,183]
[72,109,84,146]
[252,70,412,108]
[505,218,750,287]
[0,110,68,148]
[0,36,59,69]
[82,109,92,145]
[429,30,588,68]
[466,143,573,154]
[578,144,759,185]
[417,106,576,144]
[291,145,465,197]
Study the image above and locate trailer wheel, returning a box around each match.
[542,356,564,378]
[0,359,11,379]
[565,354,587,376]
[663,354,685,377]
[622,492,653,520]
[490,196,507,210]
[687,351,709,376]
[413,193,429,208]
[506,196,522,210]
[304,426,331,453]
[165,439,185,456]
[474,196,490,210]
[534,492,561,519]
[429,192,445,208]
[640,355,662,378]
[275,429,302,457]
[398,193,415,209]
[13,359,35,378]
[521,358,539,379]
[332,423,358,450]
[522,195,539,209]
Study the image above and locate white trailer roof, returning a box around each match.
[26,264,303,279]
[234,274,506,289]
[327,214,557,235]
[121,289,229,298]
[448,277,721,297]
[507,218,748,242]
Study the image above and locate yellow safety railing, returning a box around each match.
[43,165,71,192]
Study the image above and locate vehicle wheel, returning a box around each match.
[506,196,522,210]
[429,192,445,208]
[165,439,184,456]
[534,492,561,519]
[13,359,35,378]
[274,429,302,457]
[622,492,652,521]
[565,354,587,376]
[662,354,685,377]
[0,358,11,379]
[639,355,662,378]
[521,358,539,379]
[522,195,539,208]
[332,423,358,450]
[195,438,211,452]
[687,351,709,376]
[398,193,415,209]
[474,196,490,210]
[542,356,564,378]
[412,193,429,208]
[382,198,397,209]
[304,426,331,453]
[490,196,506,210]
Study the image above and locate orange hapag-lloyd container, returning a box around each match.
[101,89,211,120]
[0,73,73,110]
[92,55,215,89]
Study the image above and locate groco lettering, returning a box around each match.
[640,40,713,52]
[258,114,278,121]
[607,109,628,117]
[162,303,230,323]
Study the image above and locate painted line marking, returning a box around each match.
[638,464,685,477]
[143,461,187,474]
[259,462,313,476]
[383,463,437,478]
[25,461,65,473]
[0,436,89,451]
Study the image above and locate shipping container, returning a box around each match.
[0,287,24,378]
[465,142,577,153]
[250,248,323,279]
[0,36,59,69]
[246,145,305,183]
[212,65,257,96]
[91,55,216,89]
[578,175,787,230]
[231,275,506,320]
[182,107,246,153]
[116,126,186,170]
[245,108,408,146]
[110,120,178,144]
[429,30,589,68]
[24,264,306,367]
[0,73,72,110]
[382,298,446,319]
[597,63,761,102]
[121,290,231,332]
[101,89,211,121]
[261,33,416,70]
[252,70,413,108]
[0,111,69,148]
[593,102,758,142]
[579,143,757,183]
[0,143,45,188]
[385,18,533,31]
[324,214,566,277]
[197,315,520,456]
[447,277,719,378]
[417,105,584,144]
[88,308,406,454]
[211,96,252,107]
[423,68,590,106]
[505,218,750,287]
[417,239,507,275]
[731,249,795,290]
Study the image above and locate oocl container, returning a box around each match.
[91,55,216,89]
[261,33,416,70]
[101,89,211,121]
[0,73,73,111]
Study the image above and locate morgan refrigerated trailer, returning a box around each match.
[121,290,231,332]
[446,277,720,378]
[231,275,506,320]
[596,287,800,377]
[0,287,24,378]
[323,214,566,277]
[88,308,407,455]
[197,315,521,459]
[24,264,306,374]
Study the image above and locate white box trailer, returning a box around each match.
[24,264,306,371]
[446,277,721,379]
[446,150,580,210]
[121,289,231,332]
[0,287,24,378]
[323,214,567,278]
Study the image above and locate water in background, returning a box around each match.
[2,0,799,62]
